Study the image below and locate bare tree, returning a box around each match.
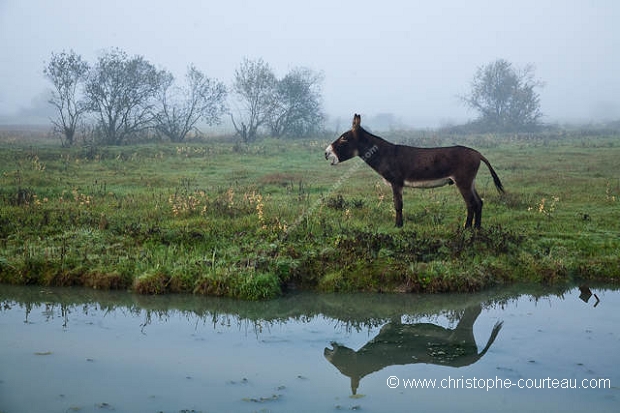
[268,67,325,138]
[43,50,89,146]
[154,65,227,142]
[85,48,166,145]
[461,59,544,132]
[230,58,277,142]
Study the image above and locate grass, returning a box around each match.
[0,129,619,299]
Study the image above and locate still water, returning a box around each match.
[1,284,618,413]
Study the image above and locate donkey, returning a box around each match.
[324,304,503,395]
[325,114,504,228]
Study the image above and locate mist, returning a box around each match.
[1,0,618,128]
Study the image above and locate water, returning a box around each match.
[1,284,618,413]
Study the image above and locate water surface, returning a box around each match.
[1,284,618,412]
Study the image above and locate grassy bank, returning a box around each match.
[1,130,619,299]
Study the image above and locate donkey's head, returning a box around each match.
[325,113,362,165]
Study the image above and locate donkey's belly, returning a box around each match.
[404,178,454,188]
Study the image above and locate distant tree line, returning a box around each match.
[230,58,325,142]
[44,48,325,146]
[45,49,544,146]
[460,59,544,133]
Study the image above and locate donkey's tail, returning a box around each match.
[480,155,505,193]
[478,321,504,357]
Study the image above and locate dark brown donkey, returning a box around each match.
[324,304,503,395]
[325,114,504,228]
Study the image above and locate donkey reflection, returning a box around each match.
[324,304,503,395]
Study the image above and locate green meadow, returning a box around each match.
[1,129,619,299]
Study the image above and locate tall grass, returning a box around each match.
[0,132,618,299]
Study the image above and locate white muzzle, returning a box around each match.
[325,144,339,165]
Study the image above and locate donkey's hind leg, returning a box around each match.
[473,188,484,228]
[459,184,483,229]
[465,204,475,229]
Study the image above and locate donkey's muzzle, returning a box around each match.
[324,144,339,165]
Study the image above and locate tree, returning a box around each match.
[43,50,89,146]
[230,58,277,143]
[268,67,325,138]
[85,48,166,145]
[154,64,227,142]
[461,59,544,132]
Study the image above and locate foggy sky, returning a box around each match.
[1,0,619,128]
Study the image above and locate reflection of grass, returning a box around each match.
[0,133,619,299]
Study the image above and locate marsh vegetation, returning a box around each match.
[0,129,618,299]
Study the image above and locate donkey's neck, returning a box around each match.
[357,130,396,175]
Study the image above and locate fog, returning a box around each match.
[1,0,618,128]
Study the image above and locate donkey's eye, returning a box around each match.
[340,137,348,143]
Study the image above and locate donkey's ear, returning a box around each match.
[352,114,361,130]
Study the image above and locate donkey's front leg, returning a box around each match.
[392,184,404,228]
